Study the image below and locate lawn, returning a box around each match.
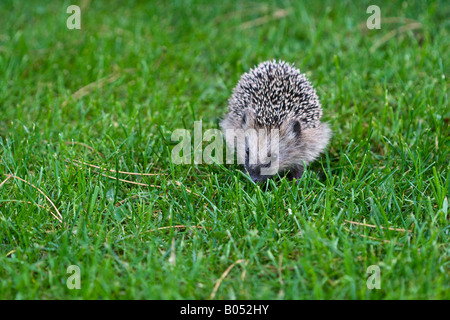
[0,0,448,299]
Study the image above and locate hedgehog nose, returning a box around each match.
[246,166,261,182]
[251,173,270,183]
[247,166,261,176]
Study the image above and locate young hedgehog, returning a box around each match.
[220,60,331,183]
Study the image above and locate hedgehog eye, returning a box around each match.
[245,136,249,154]
[242,113,247,127]
[290,120,302,138]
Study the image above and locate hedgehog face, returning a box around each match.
[242,129,278,183]
[238,109,305,183]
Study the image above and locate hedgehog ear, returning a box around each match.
[288,120,302,138]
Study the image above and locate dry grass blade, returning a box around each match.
[213,4,270,23]
[62,72,120,107]
[210,259,247,299]
[344,219,413,233]
[65,141,105,158]
[173,180,198,196]
[240,9,289,29]
[97,171,159,188]
[370,22,423,53]
[6,250,16,257]
[0,199,51,212]
[240,260,250,282]
[380,17,420,24]
[155,46,167,69]
[169,238,176,266]
[0,175,11,188]
[80,0,91,10]
[358,16,420,31]
[68,159,162,176]
[3,174,63,223]
[115,195,142,207]
[148,225,207,232]
[66,159,197,196]
[343,226,397,244]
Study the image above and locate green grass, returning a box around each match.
[0,0,448,299]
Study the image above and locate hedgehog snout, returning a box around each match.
[245,163,276,183]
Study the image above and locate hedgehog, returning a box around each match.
[220,60,331,183]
